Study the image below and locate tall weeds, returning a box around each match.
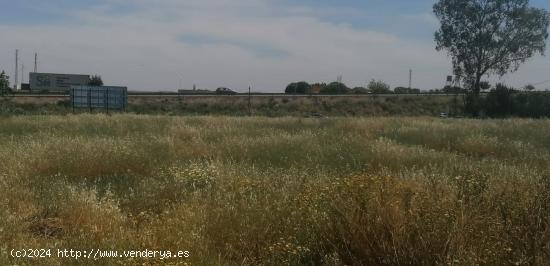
[0,115,549,265]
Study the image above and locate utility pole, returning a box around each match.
[337,75,343,94]
[409,69,412,89]
[15,49,18,90]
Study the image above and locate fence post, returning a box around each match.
[105,88,109,114]
[88,87,92,113]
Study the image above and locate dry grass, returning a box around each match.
[4,95,459,117]
[0,115,549,265]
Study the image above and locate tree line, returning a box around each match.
[471,83,550,118]
[284,80,422,95]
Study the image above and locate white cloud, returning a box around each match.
[1,0,548,91]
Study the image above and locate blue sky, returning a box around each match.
[1,1,440,37]
[1,0,549,91]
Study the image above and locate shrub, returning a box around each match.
[321,82,350,94]
[484,84,515,117]
[512,92,550,118]
[285,81,311,94]
[394,87,421,94]
[88,75,104,86]
[368,79,392,94]
[481,84,550,118]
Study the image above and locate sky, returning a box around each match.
[1,0,549,92]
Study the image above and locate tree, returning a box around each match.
[320,82,350,94]
[285,81,310,94]
[367,79,392,94]
[0,71,10,96]
[88,75,104,86]
[524,84,535,91]
[434,0,550,95]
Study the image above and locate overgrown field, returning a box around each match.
[0,115,549,265]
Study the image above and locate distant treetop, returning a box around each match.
[285,81,311,94]
[89,75,104,86]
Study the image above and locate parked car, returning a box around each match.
[439,112,449,118]
[216,87,237,95]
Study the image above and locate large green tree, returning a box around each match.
[434,0,550,95]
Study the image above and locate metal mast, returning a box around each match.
[409,69,412,89]
[15,49,19,90]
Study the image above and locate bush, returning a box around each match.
[484,84,515,117]
[89,75,104,86]
[285,82,311,94]
[394,87,421,94]
[368,80,392,94]
[320,82,350,94]
[480,84,550,118]
[512,92,550,118]
[465,93,484,117]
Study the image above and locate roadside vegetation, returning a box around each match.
[1,115,549,265]
[0,95,460,117]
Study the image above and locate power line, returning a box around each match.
[532,79,550,86]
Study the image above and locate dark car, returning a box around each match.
[216,87,237,95]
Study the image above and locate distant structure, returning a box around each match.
[34,53,38,73]
[446,75,453,87]
[21,83,30,91]
[29,72,90,92]
[71,85,128,112]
